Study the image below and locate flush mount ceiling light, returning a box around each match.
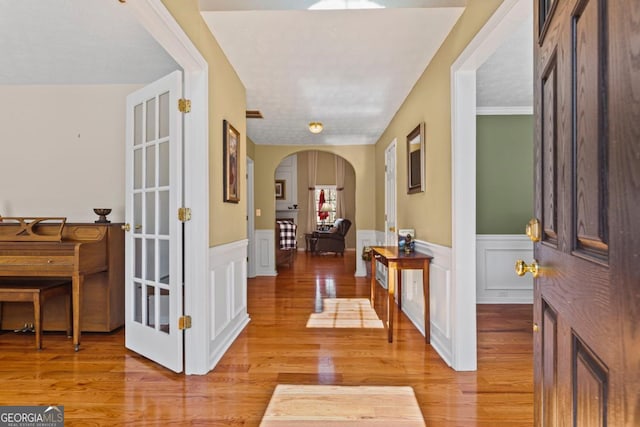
[308,122,323,134]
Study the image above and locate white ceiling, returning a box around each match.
[0,0,178,84]
[476,19,533,110]
[0,0,532,146]
[201,3,466,145]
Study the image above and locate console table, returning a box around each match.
[369,246,432,343]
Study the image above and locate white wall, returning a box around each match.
[0,85,140,222]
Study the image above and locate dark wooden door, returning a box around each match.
[533,0,639,425]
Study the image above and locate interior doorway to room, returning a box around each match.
[273,151,357,272]
[450,0,532,371]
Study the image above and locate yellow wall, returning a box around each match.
[162,0,247,247]
[374,0,503,247]
[247,136,256,160]
[253,145,375,234]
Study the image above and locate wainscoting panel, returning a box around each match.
[207,240,250,371]
[476,235,533,304]
[255,229,277,276]
[355,229,380,277]
[411,240,453,366]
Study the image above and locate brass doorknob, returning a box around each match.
[515,259,539,278]
[121,223,131,232]
[525,218,541,242]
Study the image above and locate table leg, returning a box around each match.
[370,257,376,308]
[387,265,395,343]
[397,268,403,311]
[423,260,430,344]
[72,273,82,351]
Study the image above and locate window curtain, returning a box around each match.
[307,151,318,233]
[335,156,346,219]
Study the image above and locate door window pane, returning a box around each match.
[145,192,156,234]
[159,91,170,139]
[146,145,156,188]
[145,98,156,142]
[134,103,143,146]
[134,148,142,190]
[159,142,170,187]
[158,191,170,236]
[146,239,155,281]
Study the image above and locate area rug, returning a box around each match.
[306,298,384,329]
[259,384,426,426]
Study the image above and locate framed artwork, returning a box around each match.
[223,120,240,203]
[407,122,425,194]
[275,180,286,200]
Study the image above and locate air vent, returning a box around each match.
[246,110,263,119]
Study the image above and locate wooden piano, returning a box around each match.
[0,218,124,351]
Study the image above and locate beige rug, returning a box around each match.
[260,385,426,426]
[306,298,384,329]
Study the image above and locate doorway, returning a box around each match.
[450,0,531,371]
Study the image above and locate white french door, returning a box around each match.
[124,71,184,373]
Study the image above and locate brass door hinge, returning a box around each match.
[178,315,192,330]
[178,207,192,222]
[178,98,191,113]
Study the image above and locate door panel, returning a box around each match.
[125,70,183,373]
[533,0,639,425]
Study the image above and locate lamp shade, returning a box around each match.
[320,202,332,212]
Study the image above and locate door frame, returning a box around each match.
[450,0,530,371]
[127,0,209,375]
[247,157,256,278]
[385,139,397,246]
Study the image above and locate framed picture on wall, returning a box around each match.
[275,180,286,200]
[223,120,240,203]
[407,122,425,194]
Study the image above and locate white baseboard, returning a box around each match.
[476,235,533,304]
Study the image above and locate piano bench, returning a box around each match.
[0,279,72,350]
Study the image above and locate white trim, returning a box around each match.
[476,235,533,304]
[255,229,277,276]
[476,106,533,115]
[207,240,250,371]
[399,240,453,366]
[450,0,531,372]
[355,229,379,277]
[247,157,256,278]
[128,0,210,375]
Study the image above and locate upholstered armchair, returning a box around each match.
[313,218,352,256]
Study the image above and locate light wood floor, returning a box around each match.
[0,251,533,426]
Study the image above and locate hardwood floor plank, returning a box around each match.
[0,251,533,425]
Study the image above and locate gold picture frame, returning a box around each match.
[275,179,286,200]
[223,120,240,203]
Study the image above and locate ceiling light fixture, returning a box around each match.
[309,122,323,134]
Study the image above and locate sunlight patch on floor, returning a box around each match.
[260,384,425,426]
[306,298,383,329]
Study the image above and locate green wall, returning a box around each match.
[476,115,533,234]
